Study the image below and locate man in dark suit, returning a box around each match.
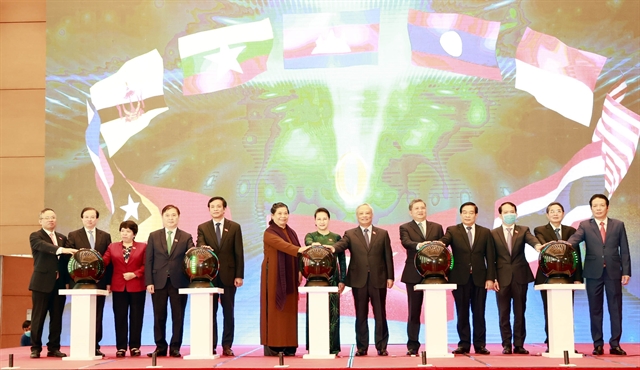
[67,207,112,357]
[440,202,495,355]
[333,204,394,356]
[491,201,541,355]
[399,198,443,355]
[196,196,244,357]
[533,202,580,352]
[28,208,77,358]
[145,204,195,358]
[566,194,631,356]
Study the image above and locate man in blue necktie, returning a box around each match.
[196,196,245,356]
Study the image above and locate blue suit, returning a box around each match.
[567,218,631,347]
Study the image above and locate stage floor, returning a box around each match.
[1,344,638,369]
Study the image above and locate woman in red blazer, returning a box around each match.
[102,220,146,357]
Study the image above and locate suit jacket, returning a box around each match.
[333,226,394,289]
[196,218,245,286]
[566,218,631,280]
[102,241,146,292]
[29,229,70,293]
[67,228,113,288]
[441,223,496,287]
[399,220,444,284]
[145,228,194,289]
[533,224,581,284]
[491,224,539,287]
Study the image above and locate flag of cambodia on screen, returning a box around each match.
[283,9,380,69]
[407,10,502,81]
[178,18,274,95]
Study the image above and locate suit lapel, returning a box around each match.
[410,222,424,241]
[589,219,601,241]
[205,221,219,250]
[357,228,369,252]
[459,224,472,249]
[78,229,90,249]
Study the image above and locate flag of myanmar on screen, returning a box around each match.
[178,18,274,95]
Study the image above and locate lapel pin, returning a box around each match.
[224,229,229,232]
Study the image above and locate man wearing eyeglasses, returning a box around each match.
[28,208,77,359]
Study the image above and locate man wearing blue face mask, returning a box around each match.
[491,202,542,355]
[21,320,31,346]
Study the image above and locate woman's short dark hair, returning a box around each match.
[314,207,330,219]
[270,202,289,214]
[119,220,138,235]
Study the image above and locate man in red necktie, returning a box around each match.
[567,194,631,356]
[28,208,77,359]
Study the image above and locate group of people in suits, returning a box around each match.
[27,197,245,359]
[27,193,631,359]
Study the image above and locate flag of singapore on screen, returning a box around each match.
[44,0,639,345]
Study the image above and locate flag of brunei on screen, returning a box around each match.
[407,10,502,81]
[178,18,274,95]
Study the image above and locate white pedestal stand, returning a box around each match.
[59,289,109,361]
[178,287,224,360]
[415,284,456,359]
[299,286,339,359]
[535,284,585,359]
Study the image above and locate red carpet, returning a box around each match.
[1,344,638,369]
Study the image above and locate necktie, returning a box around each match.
[418,222,426,239]
[167,230,173,254]
[88,230,95,249]
[506,227,513,255]
[49,232,58,246]
[363,228,370,248]
[466,226,473,248]
[215,222,222,246]
[599,222,606,243]
[554,228,561,240]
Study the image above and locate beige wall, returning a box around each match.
[0,0,46,256]
[0,0,46,348]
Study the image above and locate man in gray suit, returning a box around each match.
[333,204,394,356]
[67,207,112,357]
[567,194,631,356]
[196,196,244,356]
[145,205,194,358]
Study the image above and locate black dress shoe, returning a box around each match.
[212,349,217,355]
[502,346,512,354]
[222,347,235,356]
[30,350,41,358]
[475,347,490,355]
[610,346,627,356]
[130,348,141,357]
[47,350,67,357]
[147,350,167,357]
[406,349,418,356]
[592,345,604,355]
[116,349,126,358]
[452,346,470,354]
[355,350,367,356]
[513,346,529,355]
[377,349,389,356]
[95,349,105,357]
[169,350,181,358]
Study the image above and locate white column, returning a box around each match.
[299,286,339,359]
[535,284,585,358]
[178,287,224,360]
[59,289,109,361]
[415,284,456,359]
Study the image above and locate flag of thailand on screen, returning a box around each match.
[283,9,380,69]
[515,27,607,127]
[407,10,502,81]
[89,49,168,157]
[179,18,274,95]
